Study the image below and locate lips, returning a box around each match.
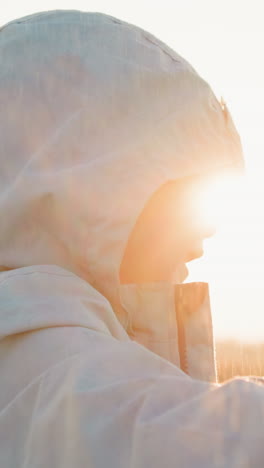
[185,246,204,262]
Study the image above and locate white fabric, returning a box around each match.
[0,265,263,468]
[119,281,217,382]
[0,9,243,309]
[1,10,263,468]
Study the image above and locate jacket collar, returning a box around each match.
[119,281,217,382]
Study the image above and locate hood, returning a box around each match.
[0,10,243,311]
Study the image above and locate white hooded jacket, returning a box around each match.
[0,10,263,468]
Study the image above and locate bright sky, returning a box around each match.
[1,0,264,342]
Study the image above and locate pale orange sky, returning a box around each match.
[2,1,264,341]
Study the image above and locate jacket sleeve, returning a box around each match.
[2,327,263,468]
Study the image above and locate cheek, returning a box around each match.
[169,212,196,242]
[150,205,202,252]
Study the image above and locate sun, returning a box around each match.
[187,169,264,341]
[195,172,246,235]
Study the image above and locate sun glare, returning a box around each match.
[187,169,264,341]
[196,173,245,233]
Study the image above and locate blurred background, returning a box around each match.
[1,0,264,380]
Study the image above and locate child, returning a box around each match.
[0,10,262,468]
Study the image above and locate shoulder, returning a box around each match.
[0,264,128,340]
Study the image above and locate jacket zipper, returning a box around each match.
[174,286,189,375]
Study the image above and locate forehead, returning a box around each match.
[153,173,212,202]
[138,176,203,224]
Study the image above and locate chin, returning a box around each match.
[173,263,189,283]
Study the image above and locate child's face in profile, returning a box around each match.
[119,174,216,284]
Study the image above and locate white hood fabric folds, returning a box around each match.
[0,10,263,468]
[0,9,243,306]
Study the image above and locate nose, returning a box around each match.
[203,223,217,239]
